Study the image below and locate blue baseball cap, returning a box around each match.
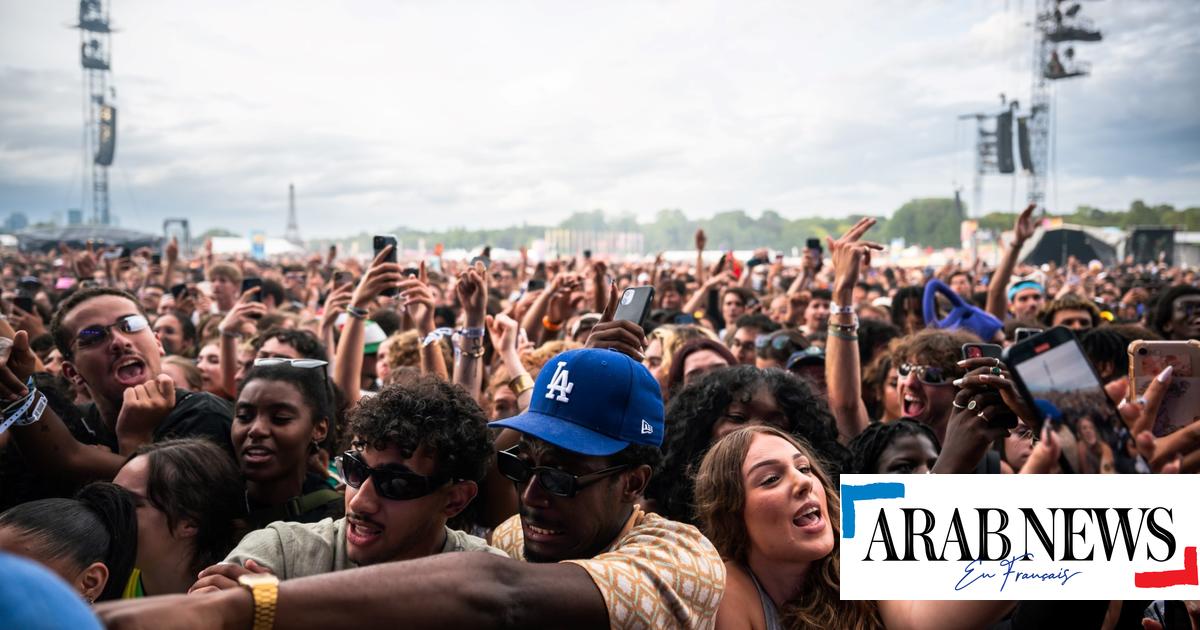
[489,348,665,456]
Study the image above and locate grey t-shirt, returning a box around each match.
[223,517,506,579]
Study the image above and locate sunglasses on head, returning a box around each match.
[898,363,952,386]
[75,314,150,350]
[496,447,629,498]
[253,358,328,370]
[334,450,452,501]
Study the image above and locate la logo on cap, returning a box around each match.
[545,361,574,403]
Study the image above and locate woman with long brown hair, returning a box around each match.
[694,425,1014,629]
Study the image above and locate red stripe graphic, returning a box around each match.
[1135,546,1198,588]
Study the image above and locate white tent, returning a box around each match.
[209,236,306,257]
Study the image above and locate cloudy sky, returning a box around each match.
[1,0,1197,238]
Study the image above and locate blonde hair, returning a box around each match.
[694,425,880,630]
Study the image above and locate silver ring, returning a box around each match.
[994,357,1001,367]
[953,400,967,409]
[967,399,978,411]
[976,411,989,421]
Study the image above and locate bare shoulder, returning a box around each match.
[716,561,766,630]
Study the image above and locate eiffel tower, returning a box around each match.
[284,182,303,246]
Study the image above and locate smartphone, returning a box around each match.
[527,279,546,292]
[333,271,354,287]
[241,277,263,302]
[151,253,162,265]
[13,296,34,314]
[614,286,655,328]
[962,343,1003,361]
[1128,340,1200,437]
[373,235,399,297]
[169,283,187,300]
[1014,327,1043,344]
[1005,327,1121,439]
[806,238,822,252]
[469,255,491,270]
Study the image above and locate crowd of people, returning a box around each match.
[0,203,1197,629]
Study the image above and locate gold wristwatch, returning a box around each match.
[238,573,280,630]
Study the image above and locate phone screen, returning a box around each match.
[1011,340,1120,434]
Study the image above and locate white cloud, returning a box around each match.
[0,0,1197,237]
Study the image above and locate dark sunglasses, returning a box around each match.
[898,363,952,386]
[334,450,451,501]
[75,314,150,350]
[497,447,629,498]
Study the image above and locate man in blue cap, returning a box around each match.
[97,345,726,630]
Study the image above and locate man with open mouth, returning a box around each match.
[188,372,505,592]
[94,348,727,629]
[3,287,233,482]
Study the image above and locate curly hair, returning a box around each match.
[1080,324,1161,382]
[1039,293,1101,329]
[651,365,847,524]
[887,328,980,379]
[693,425,880,630]
[382,330,453,384]
[251,327,327,361]
[347,372,494,484]
[846,420,941,474]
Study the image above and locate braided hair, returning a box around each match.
[847,420,941,474]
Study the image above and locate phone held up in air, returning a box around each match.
[961,343,1003,361]
[241,277,263,302]
[613,286,655,329]
[169,283,188,301]
[1004,326,1121,439]
[1128,340,1200,437]
[373,235,399,297]
[1013,327,1043,344]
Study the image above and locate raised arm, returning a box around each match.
[336,246,401,403]
[401,262,449,382]
[217,288,267,398]
[452,261,488,401]
[985,204,1036,321]
[825,218,882,443]
[1,330,126,482]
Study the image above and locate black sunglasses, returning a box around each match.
[75,314,150,350]
[333,450,452,501]
[898,363,952,386]
[497,447,629,498]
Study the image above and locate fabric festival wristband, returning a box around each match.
[346,306,369,320]
[457,327,485,339]
[830,302,856,315]
[422,328,454,348]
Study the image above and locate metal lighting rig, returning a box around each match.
[76,0,118,225]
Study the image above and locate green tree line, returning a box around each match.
[303,199,1197,254]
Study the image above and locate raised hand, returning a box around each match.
[116,374,177,454]
[828,217,884,302]
[351,245,402,309]
[455,261,489,327]
[1120,366,1200,473]
[1013,203,1037,244]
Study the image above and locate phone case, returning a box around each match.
[1128,340,1200,437]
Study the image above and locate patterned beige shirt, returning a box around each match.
[492,508,726,629]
